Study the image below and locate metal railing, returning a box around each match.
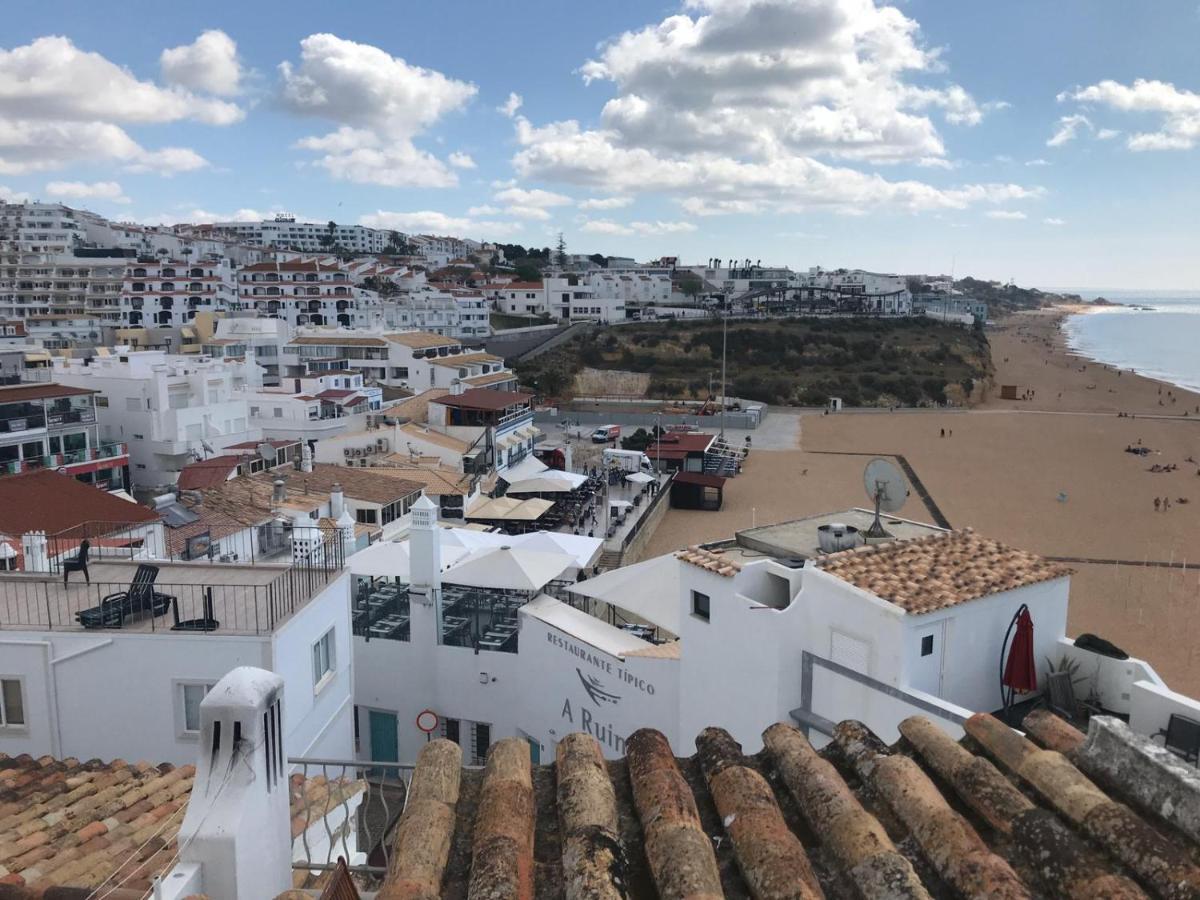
[287,756,414,882]
[0,442,128,475]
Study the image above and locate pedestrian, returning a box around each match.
[949,429,953,438]
[940,428,945,438]
[1165,497,1171,510]
[1154,497,1161,512]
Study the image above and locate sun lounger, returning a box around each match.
[76,564,174,629]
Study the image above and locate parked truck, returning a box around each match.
[602,448,654,473]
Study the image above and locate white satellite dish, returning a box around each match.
[256,442,279,465]
[863,458,908,538]
[200,439,216,457]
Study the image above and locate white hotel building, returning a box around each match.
[207,215,393,254]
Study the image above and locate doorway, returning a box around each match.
[367,709,398,773]
[910,620,947,697]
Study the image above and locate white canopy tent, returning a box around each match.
[567,554,683,634]
[513,531,603,570]
[443,545,575,592]
[625,471,655,485]
[503,476,576,494]
[349,539,468,578]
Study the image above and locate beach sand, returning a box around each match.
[643,307,1200,692]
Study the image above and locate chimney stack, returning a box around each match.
[330,482,345,519]
[272,479,286,505]
[301,442,313,473]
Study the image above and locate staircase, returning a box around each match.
[598,549,623,571]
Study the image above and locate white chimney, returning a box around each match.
[168,667,291,899]
[21,531,49,573]
[272,479,286,505]
[301,442,313,473]
[330,482,345,519]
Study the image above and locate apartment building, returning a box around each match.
[120,256,233,329]
[798,267,912,313]
[244,369,386,442]
[281,328,511,392]
[542,276,629,323]
[235,258,383,328]
[410,234,478,269]
[208,215,393,254]
[205,316,292,383]
[0,382,130,489]
[485,281,547,316]
[51,350,263,489]
[428,387,537,475]
[0,246,129,334]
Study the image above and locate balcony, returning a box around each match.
[0,442,127,476]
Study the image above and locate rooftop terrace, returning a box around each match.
[0,555,344,636]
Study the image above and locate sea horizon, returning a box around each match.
[1058,294,1200,394]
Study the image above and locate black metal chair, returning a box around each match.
[75,564,174,629]
[62,539,90,585]
[1154,713,1200,766]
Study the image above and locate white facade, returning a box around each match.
[0,567,354,766]
[543,277,629,323]
[798,267,913,314]
[208,216,393,254]
[487,282,547,316]
[51,350,264,489]
[246,370,385,442]
[352,514,1073,766]
[121,257,233,329]
[234,258,380,328]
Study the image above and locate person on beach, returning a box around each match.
[940,428,945,438]
[1154,497,1161,512]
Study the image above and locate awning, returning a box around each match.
[23,351,51,362]
[626,472,655,485]
[504,476,576,494]
[466,496,554,522]
[349,539,468,578]
[180,327,196,338]
[568,554,683,635]
[443,545,574,591]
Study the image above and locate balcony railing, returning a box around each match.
[0,442,127,476]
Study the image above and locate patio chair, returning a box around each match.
[75,564,174,629]
[62,539,90,585]
[1045,670,1081,722]
[1154,713,1200,766]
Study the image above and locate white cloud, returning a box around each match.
[0,185,30,202]
[139,207,267,226]
[467,204,500,215]
[580,218,697,236]
[579,196,633,210]
[1043,217,1066,225]
[512,0,1032,216]
[0,35,238,176]
[490,185,573,220]
[1096,128,1120,140]
[1059,79,1200,151]
[1024,158,1050,166]
[447,151,476,169]
[359,209,520,237]
[986,210,1026,220]
[1047,114,1091,147]
[45,180,130,203]
[160,30,242,96]
[498,92,523,118]
[280,34,477,187]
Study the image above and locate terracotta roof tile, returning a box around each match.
[675,545,742,577]
[370,713,1191,899]
[0,471,159,536]
[0,754,360,895]
[818,528,1072,614]
[384,332,461,349]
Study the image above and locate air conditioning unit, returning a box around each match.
[364,445,374,455]
[377,438,389,453]
[343,447,352,457]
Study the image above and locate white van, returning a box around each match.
[591,424,621,443]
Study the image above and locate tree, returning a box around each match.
[588,253,607,268]
[555,232,568,268]
[515,263,543,282]
[320,220,337,249]
[677,272,703,300]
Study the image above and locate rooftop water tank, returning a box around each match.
[817,522,861,553]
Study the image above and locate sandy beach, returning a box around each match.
[643,306,1200,693]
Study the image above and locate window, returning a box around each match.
[442,717,460,745]
[0,679,24,727]
[356,508,377,524]
[472,722,491,765]
[921,634,934,657]
[273,407,283,418]
[95,395,108,408]
[180,682,214,734]
[125,397,141,412]
[312,628,336,688]
[691,590,710,621]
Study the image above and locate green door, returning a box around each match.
[525,735,540,765]
[368,710,398,774]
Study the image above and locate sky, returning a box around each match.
[2,0,1199,290]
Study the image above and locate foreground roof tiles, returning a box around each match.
[818,528,1072,614]
[363,714,1197,900]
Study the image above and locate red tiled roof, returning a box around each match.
[225,439,297,451]
[176,455,243,491]
[431,388,532,412]
[647,432,715,454]
[0,383,95,403]
[0,471,158,534]
[673,471,726,488]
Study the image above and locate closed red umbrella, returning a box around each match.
[1002,606,1038,695]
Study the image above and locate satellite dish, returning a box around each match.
[256,442,278,465]
[863,458,908,538]
[200,439,216,457]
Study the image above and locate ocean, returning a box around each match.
[1059,291,1200,394]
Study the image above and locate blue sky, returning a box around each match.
[2,0,1199,289]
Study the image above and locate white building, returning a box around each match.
[350,509,1086,765]
[543,276,629,323]
[245,369,386,443]
[410,234,478,269]
[234,258,381,328]
[207,316,293,384]
[51,349,263,489]
[282,328,512,393]
[120,256,233,329]
[798,267,912,314]
[0,546,355,766]
[428,387,538,475]
[207,215,393,255]
[485,281,548,317]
